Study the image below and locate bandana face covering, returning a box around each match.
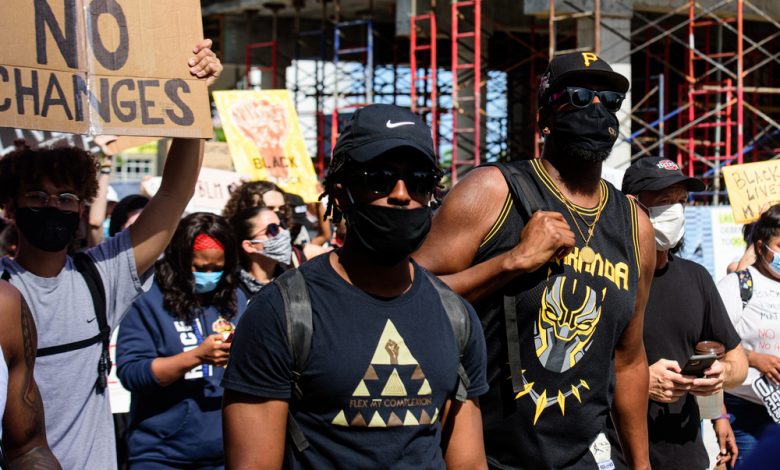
[256,229,293,264]
[344,203,433,266]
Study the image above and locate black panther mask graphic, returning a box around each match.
[516,276,604,424]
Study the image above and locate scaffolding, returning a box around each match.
[292,3,328,175]
[410,12,439,152]
[331,18,374,151]
[450,0,482,183]
[245,41,278,89]
[274,0,780,195]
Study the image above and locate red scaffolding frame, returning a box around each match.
[245,41,278,89]
[410,12,439,154]
[450,0,481,184]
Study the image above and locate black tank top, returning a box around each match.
[474,159,641,469]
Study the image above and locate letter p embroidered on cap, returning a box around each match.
[582,52,599,67]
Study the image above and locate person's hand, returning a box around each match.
[507,211,575,273]
[648,359,694,403]
[751,352,780,385]
[712,417,738,468]
[193,334,232,367]
[189,39,223,87]
[690,360,725,396]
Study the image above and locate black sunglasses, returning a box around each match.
[250,222,282,240]
[347,168,438,198]
[550,87,625,113]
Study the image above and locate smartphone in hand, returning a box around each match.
[681,353,717,377]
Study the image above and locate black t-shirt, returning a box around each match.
[473,160,641,469]
[609,254,741,470]
[222,254,489,469]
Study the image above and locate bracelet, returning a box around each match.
[712,413,731,421]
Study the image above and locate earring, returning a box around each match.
[542,127,551,136]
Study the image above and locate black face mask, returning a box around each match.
[550,103,619,162]
[344,204,432,266]
[15,206,80,252]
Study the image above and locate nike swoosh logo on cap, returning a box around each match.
[386,120,415,128]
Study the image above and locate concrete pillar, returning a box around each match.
[577,15,633,170]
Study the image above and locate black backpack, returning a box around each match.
[737,268,753,308]
[274,267,472,452]
[2,252,111,393]
[483,161,547,396]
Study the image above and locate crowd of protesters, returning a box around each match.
[0,43,778,470]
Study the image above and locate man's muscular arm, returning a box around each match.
[414,166,575,303]
[611,208,654,470]
[0,282,61,469]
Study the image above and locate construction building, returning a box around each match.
[200,0,780,201]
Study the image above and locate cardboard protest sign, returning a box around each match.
[203,141,234,171]
[0,0,212,138]
[723,160,780,224]
[213,90,320,202]
[142,166,241,215]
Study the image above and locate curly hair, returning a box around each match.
[0,146,99,208]
[222,180,289,222]
[156,212,240,322]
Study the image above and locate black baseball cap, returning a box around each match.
[622,157,706,194]
[332,104,436,166]
[538,52,630,106]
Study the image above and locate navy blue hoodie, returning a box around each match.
[117,281,247,468]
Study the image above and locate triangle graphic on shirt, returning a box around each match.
[368,411,387,427]
[387,412,403,427]
[353,380,370,397]
[351,412,367,427]
[418,379,432,396]
[411,365,425,380]
[419,409,432,425]
[381,368,408,396]
[369,319,420,365]
[363,365,379,380]
[403,410,419,426]
[332,410,349,426]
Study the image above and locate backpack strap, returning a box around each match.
[483,161,546,218]
[423,271,471,402]
[72,252,111,394]
[482,161,547,395]
[737,268,753,309]
[275,268,312,453]
[3,254,109,393]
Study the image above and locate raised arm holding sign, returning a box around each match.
[0,31,221,469]
[0,0,215,138]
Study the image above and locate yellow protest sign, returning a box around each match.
[722,160,780,224]
[213,90,320,202]
[0,0,212,138]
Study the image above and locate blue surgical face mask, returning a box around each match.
[193,271,223,294]
[766,246,780,277]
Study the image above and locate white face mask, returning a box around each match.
[648,203,685,251]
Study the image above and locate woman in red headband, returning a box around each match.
[115,212,248,469]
